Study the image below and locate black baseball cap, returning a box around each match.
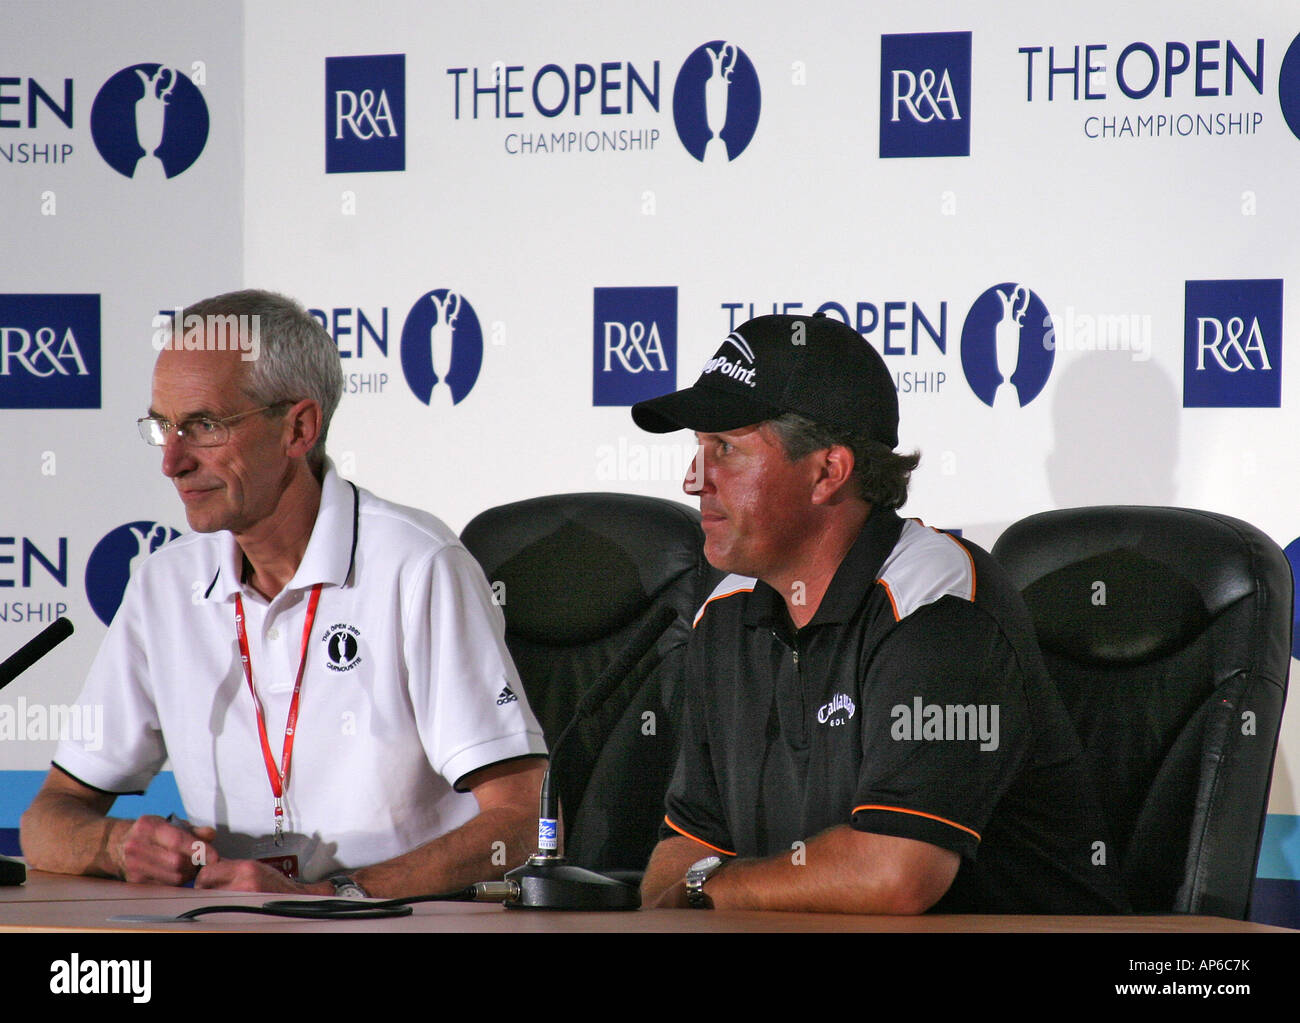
[631,313,898,447]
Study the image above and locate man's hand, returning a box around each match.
[21,767,221,886]
[642,832,723,908]
[21,757,545,898]
[651,878,693,909]
[115,814,220,886]
[642,825,960,914]
[194,858,328,895]
[343,757,546,898]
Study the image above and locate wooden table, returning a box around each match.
[1,869,1286,1010]
[0,869,1289,932]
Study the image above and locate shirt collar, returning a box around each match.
[204,459,359,602]
[742,506,905,629]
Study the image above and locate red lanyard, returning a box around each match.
[234,582,322,846]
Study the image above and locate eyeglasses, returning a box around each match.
[137,402,293,448]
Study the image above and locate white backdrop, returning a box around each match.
[3,0,1299,905]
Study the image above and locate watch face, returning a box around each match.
[329,874,368,899]
[685,856,723,908]
[686,856,723,888]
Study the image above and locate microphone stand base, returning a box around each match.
[504,856,640,911]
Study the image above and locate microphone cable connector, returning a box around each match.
[470,880,521,902]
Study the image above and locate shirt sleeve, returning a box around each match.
[403,542,547,791]
[52,560,168,795]
[661,632,736,856]
[849,596,1031,859]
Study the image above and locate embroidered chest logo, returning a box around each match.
[321,623,363,672]
[817,692,856,727]
[496,686,518,706]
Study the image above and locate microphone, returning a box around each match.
[0,617,74,690]
[0,616,74,885]
[505,604,679,910]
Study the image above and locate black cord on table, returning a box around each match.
[176,886,481,921]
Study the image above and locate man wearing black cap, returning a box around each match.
[634,314,1126,913]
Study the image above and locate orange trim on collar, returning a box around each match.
[877,579,901,622]
[693,586,755,628]
[936,529,977,601]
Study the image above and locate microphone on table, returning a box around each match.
[503,604,679,911]
[0,617,76,886]
[0,616,74,690]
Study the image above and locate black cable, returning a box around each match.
[177,902,413,921]
[176,885,482,921]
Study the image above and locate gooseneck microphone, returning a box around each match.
[505,603,679,910]
[0,616,75,885]
[0,617,74,690]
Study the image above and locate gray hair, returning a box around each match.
[180,289,342,471]
[765,412,920,510]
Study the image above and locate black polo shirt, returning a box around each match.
[664,507,1128,913]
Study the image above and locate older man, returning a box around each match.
[633,313,1127,914]
[21,289,546,897]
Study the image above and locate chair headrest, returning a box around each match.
[994,506,1288,668]
[462,492,704,645]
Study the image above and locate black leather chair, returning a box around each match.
[461,493,718,875]
[992,506,1291,918]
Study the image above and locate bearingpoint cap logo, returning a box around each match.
[702,332,758,388]
[85,522,181,626]
[90,64,209,179]
[959,283,1054,407]
[399,290,484,407]
[672,41,761,162]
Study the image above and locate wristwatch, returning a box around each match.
[684,855,724,908]
[327,873,370,899]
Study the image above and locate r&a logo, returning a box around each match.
[879,32,971,158]
[593,286,677,405]
[0,294,100,409]
[325,54,405,173]
[1183,279,1282,408]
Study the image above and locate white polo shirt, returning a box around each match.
[55,463,546,880]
